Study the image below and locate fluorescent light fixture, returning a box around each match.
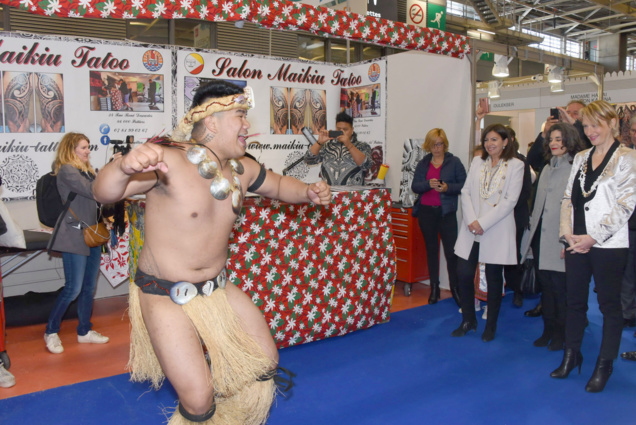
[550,81,565,93]
[488,81,502,98]
[492,54,512,78]
[548,66,564,83]
[478,29,496,35]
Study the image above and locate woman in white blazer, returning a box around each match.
[452,124,524,342]
[551,100,636,392]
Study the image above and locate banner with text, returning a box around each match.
[0,32,173,201]
[175,50,386,183]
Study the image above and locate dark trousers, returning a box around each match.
[532,231,566,327]
[503,222,524,293]
[457,242,504,329]
[620,230,636,320]
[417,205,458,291]
[564,247,628,359]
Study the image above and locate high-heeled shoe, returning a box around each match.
[585,358,613,392]
[451,320,477,337]
[550,348,583,379]
[428,284,440,305]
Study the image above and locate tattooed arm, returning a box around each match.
[36,73,64,133]
[270,87,289,134]
[3,72,33,133]
[289,88,307,134]
[309,90,326,134]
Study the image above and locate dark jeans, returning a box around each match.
[46,247,102,336]
[457,242,504,330]
[620,230,636,320]
[417,205,458,291]
[564,247,628,359]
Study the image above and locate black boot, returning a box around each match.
[585,358,613,393]
[513,291,524,308]
[450,282,461,307]
[550,349,583,378]
[533,320,553,347]
[451,320,477,337]
[524,302,542,317]
[428,283,440,305]
[548,325,565,351]
[482,325,496,342]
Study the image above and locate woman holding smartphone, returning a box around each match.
[411,128,466,305]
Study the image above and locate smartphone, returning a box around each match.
[478,97,490,114]
[328,130,344,138]
[550,108,560,120]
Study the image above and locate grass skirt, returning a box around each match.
[127,282,275,424]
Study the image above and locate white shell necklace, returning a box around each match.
[577,147,616,198]
[479,158,507,200]
[186,143,244,214]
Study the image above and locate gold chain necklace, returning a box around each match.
[186,144,244,214]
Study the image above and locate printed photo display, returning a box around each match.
[89,71,165,112]
[269,87,326,135]
[1,71,65,133]
[340,84,380,118]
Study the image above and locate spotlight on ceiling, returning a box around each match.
[488,81,502,98]
[550,81,565,93]
[548,66,564,83]
[492,54,512,78]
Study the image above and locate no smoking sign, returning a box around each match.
[409,4,424,25]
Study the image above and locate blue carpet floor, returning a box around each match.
[2,288,635,425]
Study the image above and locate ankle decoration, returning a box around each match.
[178,401,216,422]
[257,366,296,392]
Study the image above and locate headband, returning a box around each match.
[172,86,255,142]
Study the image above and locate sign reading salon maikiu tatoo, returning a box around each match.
[176,50,387,184]
[0,32,173,201]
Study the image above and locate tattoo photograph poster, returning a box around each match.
[175,49,387,183]
[0,32,173,201]
[615,101,636,144]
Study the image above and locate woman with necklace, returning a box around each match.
[520,123,585,351]
[411,128,466,305]
[551,100,636,392]
[451,124,524,342]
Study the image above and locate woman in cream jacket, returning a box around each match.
[452,124,524,342]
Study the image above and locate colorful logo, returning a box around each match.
[143,50,164,72]
[184,53,205,75]
[368,63,381,82]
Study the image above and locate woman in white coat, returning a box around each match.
[451,124,524,342]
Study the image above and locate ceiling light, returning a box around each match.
[548,66,564,83]
[478,29,496,35]
[488,81,502,98]
[492,54,512,78]
[550,81,565,93]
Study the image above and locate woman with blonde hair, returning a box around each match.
[44,132,109,354]
[550,100,636,392]
[411,128,466,305]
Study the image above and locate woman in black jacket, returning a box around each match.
[44,133,109,354]
[411,128,467,305]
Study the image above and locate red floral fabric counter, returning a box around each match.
[127,188,396,348]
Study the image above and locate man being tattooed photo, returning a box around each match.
[3,72,33,133]
[35,73,65,133]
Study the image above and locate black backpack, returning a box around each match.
[35,172,75,228]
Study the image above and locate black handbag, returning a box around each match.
[520,258,539,296]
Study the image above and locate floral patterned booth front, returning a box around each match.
[127,188,396,348]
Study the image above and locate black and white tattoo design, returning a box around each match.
[289,88,307,134]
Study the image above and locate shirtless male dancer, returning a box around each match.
[93,81,331,425]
